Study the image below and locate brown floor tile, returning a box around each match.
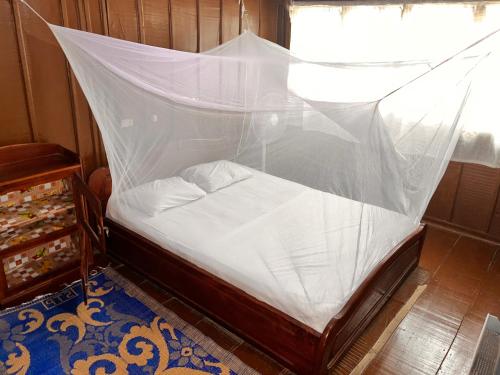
[365,307,457,375]
[140,280,173,304]
[419,226,459,274]
[108,255,125,268]
[435,236,498,280]
[94,253,115,268]
[330,299,405,374]
[412,284,473,329]
[195,318,243,352]
[113,264,147,286]
[357,233,499,375]
[392,267,430,303]
[108,257,121,267]
[437,314,484,375]
[233,343,287,375]
[488,249,500,274]
[431,271,482,300]
[480,271,500,294]
[468,291,500,319]
[163,297,204,326]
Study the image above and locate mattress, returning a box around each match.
[107,168,418,332]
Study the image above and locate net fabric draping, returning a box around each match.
[31,8,498,330]
[289,2,500,168]
[48,23,497,219]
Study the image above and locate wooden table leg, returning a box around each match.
[80,233,89,304]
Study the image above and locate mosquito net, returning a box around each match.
[25,0,499,331]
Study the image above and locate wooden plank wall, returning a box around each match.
[425,161,500,241]
[0,0,291,177]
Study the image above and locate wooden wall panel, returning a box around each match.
[243,0,260,34]
[60,0,81,29]
[451,164,500,232]
[276,2,287,47]
[13,0,77,152]
[0,0,32,145]
[426,162,462,221]
[260,0,279,43]
[81,0,107,35]
[221,0,240,42]
[488,191,500,238]
[140,0,171,48]
[61,0,99,174]
[106,0,140,42]
[199,0,221,51]
[425,162,500,242]
[171,0,197,52]
[80,0,108,168]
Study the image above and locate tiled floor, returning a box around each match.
[111,224,500,374]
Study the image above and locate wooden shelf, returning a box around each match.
[3,261,81,307]
[4,234,80,289]
[0,143,84,306]
[0,144,80,193]
[0,192,75,233]
[0,224,79,259]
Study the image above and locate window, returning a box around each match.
[289,1,500,167]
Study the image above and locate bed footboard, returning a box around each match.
[106,219,321,373]
[315,224,427,374]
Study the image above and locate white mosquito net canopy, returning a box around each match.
[29,3,498,330]
[48,24,497,217]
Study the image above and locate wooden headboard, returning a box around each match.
[88,167,112,213]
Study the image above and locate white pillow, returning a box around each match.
[180,160,253,193]
[123,177,206,216]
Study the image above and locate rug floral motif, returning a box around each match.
[0,269,258,374]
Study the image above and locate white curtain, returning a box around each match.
[290,1,500,167]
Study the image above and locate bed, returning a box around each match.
[92,166,426,374]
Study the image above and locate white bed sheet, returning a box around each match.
[107,169,418,332]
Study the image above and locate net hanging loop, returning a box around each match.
[240,0,251,33]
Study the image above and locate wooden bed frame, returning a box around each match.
[89,167,427,374]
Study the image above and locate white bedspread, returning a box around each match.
[107,169,418,332]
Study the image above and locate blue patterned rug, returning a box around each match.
[0,268,259,374]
